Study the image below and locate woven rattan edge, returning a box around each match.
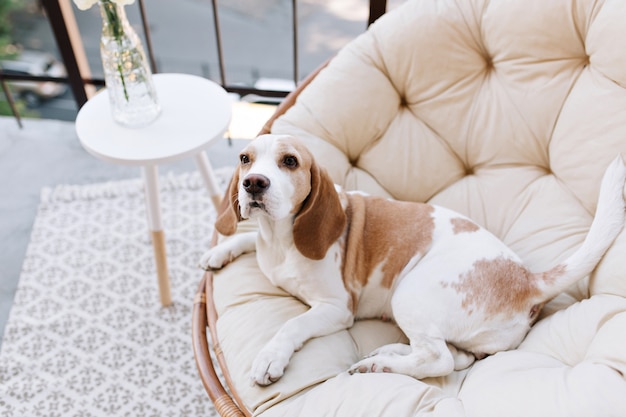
[206,266,251,416]
[192,272,248,417]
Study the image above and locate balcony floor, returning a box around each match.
[0,115,250,347]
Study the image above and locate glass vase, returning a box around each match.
[99,0,160,128]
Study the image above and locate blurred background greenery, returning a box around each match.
[0,0,39,118]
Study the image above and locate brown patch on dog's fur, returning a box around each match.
[535,264,566,285]
[452,257,540,317]
[292,144,346,261]
[450,217,480,234]
[215,169,242,236]
[274,140,313,215]
[341,194,435,311]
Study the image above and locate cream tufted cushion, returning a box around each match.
[210,0,626,415]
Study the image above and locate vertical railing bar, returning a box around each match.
[292,0,299,86]
[41,0,89,108]
[368,0,387,26]
[137,0,158,73]
[37,0,386,112]
[211,0,226,87]
[0,75,23,128]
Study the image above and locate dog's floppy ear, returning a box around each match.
[215,169,241,236]
[293,162,346,260]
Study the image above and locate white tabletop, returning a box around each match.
[75,73,232,166]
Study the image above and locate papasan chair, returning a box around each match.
[193,0,626,415]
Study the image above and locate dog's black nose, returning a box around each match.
[243,174,270,196]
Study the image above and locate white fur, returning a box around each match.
[200,135,626,386]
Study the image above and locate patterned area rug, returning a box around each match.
[0,169,232,417]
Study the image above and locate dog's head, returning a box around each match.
[215,134,346,260]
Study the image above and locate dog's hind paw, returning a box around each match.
[366,343,412,358]
[348,359,392,374]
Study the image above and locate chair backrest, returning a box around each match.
[271,0,626,301]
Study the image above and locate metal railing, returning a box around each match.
[0,0,388,126]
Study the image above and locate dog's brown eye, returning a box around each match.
[283,155,298,168]
[240,154,250,164]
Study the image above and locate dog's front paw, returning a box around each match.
[198,232,257,271]
[348,344,409,374]
[198,246,236,270]
[250,346,291,386]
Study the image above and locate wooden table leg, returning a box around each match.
[143,165,172,307]
[195,151,223,210]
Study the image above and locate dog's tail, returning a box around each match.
[532,155,626,303]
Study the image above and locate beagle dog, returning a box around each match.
[200,134,626,386]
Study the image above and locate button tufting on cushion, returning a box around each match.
[210,1,626,416]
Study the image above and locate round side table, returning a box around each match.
[76,73,232,306]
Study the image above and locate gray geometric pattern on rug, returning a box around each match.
[0,168,232,417]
